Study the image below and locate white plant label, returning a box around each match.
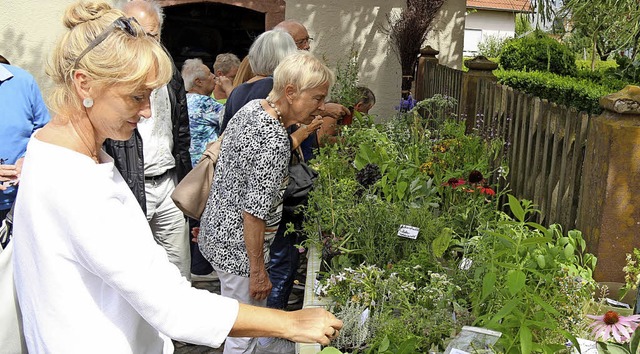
[397,224,419,239]
[605,297,631,308]
[450,349,471,354]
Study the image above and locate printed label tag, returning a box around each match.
[605,297,631,308]
[450,349,471,354]
[397,225,419,239]
[575,338,598,354]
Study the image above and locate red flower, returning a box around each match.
[478,185,495,196]
[442,178,466,188]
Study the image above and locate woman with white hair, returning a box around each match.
[12,2,341,353]
[219,29,297,133]
[199,51,335,354]
[181,58,223,166]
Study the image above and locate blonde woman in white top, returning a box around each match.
[12,2,341,353]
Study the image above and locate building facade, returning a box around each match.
[1,0,465,120]
[464,0,532,56]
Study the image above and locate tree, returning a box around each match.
[562,0,640,67]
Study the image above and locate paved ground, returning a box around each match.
[174,266,306,354]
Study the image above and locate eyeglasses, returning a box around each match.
[73,17,142,69]
[295,36,313,47]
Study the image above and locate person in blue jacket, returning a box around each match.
[0,61,50,225]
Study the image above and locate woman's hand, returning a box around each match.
[285,308,343,345]
[215,75,234,96]
[191,227,200,243]
[305,115,323,133]
[249,268,272,300]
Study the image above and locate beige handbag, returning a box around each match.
[171,136,223,220]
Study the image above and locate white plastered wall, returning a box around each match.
[0,0,127,105]
[286,0,465,121]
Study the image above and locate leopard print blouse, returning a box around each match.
[199,99,290,277]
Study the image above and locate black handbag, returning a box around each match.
[283,148,318,205]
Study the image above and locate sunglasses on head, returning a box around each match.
[73,16,143,69]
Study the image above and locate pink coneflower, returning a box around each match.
[587,310,640,342]
[442,178,466,188]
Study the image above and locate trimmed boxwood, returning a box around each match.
[495,70,615,114]
[499,32,577,77]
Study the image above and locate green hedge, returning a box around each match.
[499,32,577,76]
[495,70,615,114]
[575,59,618,72]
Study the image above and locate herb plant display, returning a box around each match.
[300,96,601,353]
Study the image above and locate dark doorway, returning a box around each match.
[161,3,266,69]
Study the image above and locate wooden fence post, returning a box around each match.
[461,56,498,133]
[577,86,640,282]
[414,46,439,101]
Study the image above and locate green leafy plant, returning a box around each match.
[478,35,508,58]
[332,50,361,108]
[467,195,597,353]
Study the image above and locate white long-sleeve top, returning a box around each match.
[13,137,239,353]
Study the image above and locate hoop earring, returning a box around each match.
[83,97,94,108]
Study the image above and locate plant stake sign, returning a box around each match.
[397,225,419,239]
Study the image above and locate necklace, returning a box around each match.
[70,118,100,163]
[265,99,286,129]
[78,134,99,163]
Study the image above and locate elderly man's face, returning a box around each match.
[125,7,161,40]
[289,24,311,51]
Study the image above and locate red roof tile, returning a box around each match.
[467,0,533,12]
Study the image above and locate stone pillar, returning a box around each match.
[414,46,439,101]
[461,56,498,133]
[577,85,640,282]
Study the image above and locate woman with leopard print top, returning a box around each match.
[198,51,336,354]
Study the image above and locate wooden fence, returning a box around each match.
[474,80,592,230]
[419,59,464,116]
[415,58,593,230]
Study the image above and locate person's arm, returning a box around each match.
[230,305,343,345]
[316,116,340,147]
[216,75,234,97]
[290,116,323,150]
[243,211,271,300]
[30,77,50,131]
[322,102,350,119]
[173,68,193,177]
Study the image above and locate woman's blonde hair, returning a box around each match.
[232,56,254,88]
[47,1,172,116]
[268,51,335,102]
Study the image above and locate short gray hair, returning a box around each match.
[181,58,208,91]
[248,30,297,76]
[213,53,240,75]
[122,0,164,28]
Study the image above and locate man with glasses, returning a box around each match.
[103,0,193,281]
[274,20,313,51]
